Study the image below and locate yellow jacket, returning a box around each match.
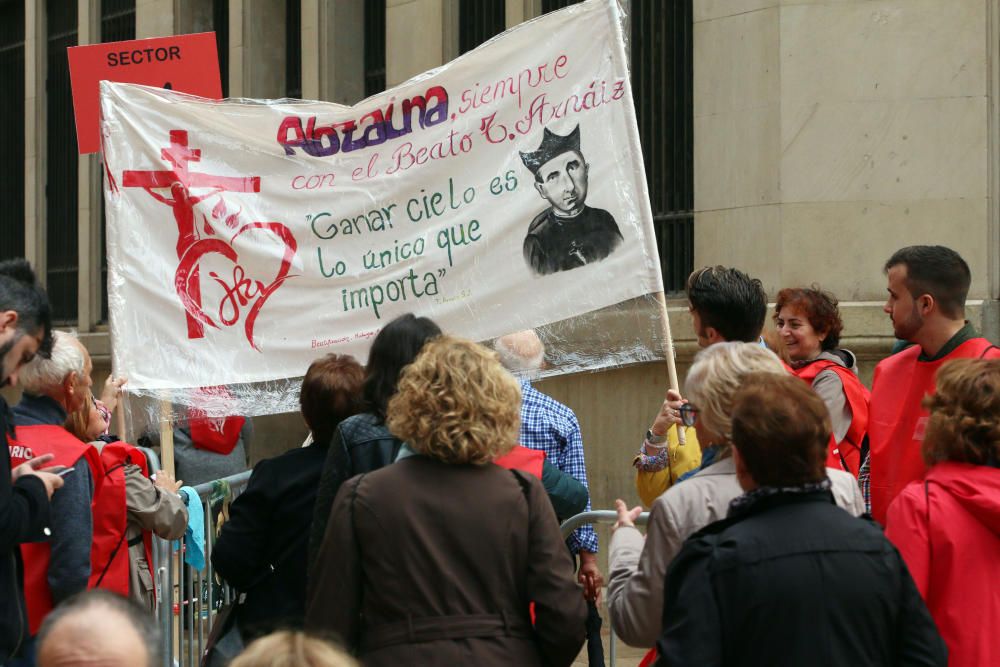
[634,425,702,506]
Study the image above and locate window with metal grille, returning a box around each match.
[46,0,79,324]
[542,0,694,293]
[633,1,693,293]
[99,0,136,323]
[364,0,386,96]
[286,0,301,98]
[214,0,229,97]
[458,0,505,54]
[0,0,25,262]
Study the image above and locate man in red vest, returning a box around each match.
[10,331,101,646]
[868,245,1000,524]
[0,259,64,665]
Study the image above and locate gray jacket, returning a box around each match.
[120,462,188,610]
[795,349,860,443]
[607,456,864,647]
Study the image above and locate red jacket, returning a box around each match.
[90,442,152,597]
[868,338,1000,523]
[886,462,1000,667]
[10,426,103,634]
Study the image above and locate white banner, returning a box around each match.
[101,0,666,414]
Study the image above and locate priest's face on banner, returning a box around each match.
[534,150,589,217]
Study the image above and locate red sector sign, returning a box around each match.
[68,32,222,154]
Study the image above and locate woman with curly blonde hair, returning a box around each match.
[230,631,356,667]
[306,336,586,667]
[886,358,1000,667]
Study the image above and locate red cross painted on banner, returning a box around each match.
[122,130,261,339]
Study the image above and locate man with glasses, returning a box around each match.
[634,266,770,505]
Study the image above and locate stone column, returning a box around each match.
[77,0,100,331]
[386,0,458,87]
[135,0,175,38]
[230,0,286,99]
[25,0,46,273]
[693,0,995,355]
[505,0,540,28]
[301,0,320,99]
[302,0,365,103]
[985,0,1000,342]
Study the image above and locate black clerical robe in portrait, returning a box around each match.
[523,206,623,276]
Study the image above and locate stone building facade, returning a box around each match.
[2,2,997,548]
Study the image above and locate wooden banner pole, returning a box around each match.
[115,396,127,443]
[654,292,685,445]
[159,395,175,477]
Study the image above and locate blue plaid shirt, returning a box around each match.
[519,381,598,554]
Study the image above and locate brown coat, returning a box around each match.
[306,455,587,667]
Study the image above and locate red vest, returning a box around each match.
[494,446,547,626]
[794,359,871,477]
[494,446,545,478]
[9,425,103,635]
[869,337,1000,523]
[90,442,152,598]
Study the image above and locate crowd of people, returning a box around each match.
[1,243,998,667]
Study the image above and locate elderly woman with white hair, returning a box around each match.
[606,342,864,650]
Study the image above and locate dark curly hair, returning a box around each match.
[774,287,843,351]
[922,358,1000,466]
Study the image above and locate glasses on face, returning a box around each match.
[679,403,698,427]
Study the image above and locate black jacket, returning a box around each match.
[307,413,403,570]
[212,440,329,640]
[657,490,947,667]
[1,398,50,662]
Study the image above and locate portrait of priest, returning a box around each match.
[518,124,624,276]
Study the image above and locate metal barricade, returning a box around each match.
[150,469,253,667]
[560,510,650,667]
[148,497,647,666]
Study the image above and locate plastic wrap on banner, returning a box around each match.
[101,0,668,427]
